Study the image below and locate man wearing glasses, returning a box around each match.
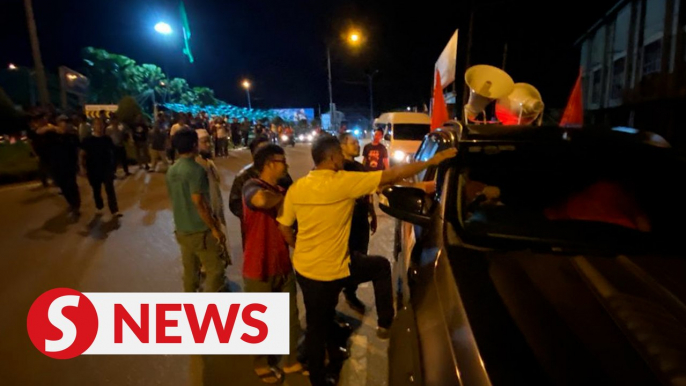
[241,144,305,381]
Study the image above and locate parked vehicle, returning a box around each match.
[382,123,686,386]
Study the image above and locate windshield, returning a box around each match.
[392,124,430,141]
[455,140,686,253]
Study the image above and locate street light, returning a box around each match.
[242,80,252,109]
[8,63,17,70]
[154,22,173,35]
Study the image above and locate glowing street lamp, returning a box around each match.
[242,80,252,109]
[8,63,17,70]
[154,22,173,35]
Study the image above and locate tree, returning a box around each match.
[192,87,217,106]
[116,96,143,126]
[81,47,137,103]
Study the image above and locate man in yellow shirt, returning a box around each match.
[277,136,456,386]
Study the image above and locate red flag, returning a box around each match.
[560,69,583,127]
[431,70,449,131]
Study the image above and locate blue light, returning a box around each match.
[353,129,361,136]
[612,126,639,134]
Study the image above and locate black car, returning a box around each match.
[381,124,686,386]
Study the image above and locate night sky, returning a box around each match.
[1,0,618,113]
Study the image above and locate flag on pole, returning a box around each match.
[560,69,583,127]
[431,70,449,131]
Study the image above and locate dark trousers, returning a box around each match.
[87,173,118,214]
[346,253,394,328]
[167,148,176,164]
[296,273,347,386]
[242,132,250,147]
[54,172,80,211]
[38,158,51,187]
[344,218,370,297]
[114,146,129,174]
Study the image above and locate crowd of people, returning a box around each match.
[165,126,455,385]
[25,106,456,386]
[25,109,279,221]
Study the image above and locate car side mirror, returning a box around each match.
[384,134,391,141]
[379,186,431,226]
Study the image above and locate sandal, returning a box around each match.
[283,361,309,376]
[255,366,284,384]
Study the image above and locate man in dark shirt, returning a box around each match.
[229,138,293,246]
[338,133,391,323]
[132,115,150,171]
[242,144,304,378]
[42,115,81,219]
[362,128,389,171]
[80,118,120,218]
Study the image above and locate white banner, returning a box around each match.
[27,289,290,358]
[434,30,459,89]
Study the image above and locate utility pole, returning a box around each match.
[327,46,336,131]
[23,0,49,107]
[367,70,378,127]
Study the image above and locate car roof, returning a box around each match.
[433,124,672,150]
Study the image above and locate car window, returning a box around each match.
[392,124,430,141]
[455,140,686,254]
[414,132,451,181]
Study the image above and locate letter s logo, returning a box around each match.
[27,288,98,359]
[45,295,80,352]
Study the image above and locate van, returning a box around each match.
[374,112,431,164]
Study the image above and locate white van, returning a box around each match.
[374,112,431,164]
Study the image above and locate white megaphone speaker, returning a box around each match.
[495,83,544,126]
[464,65,514,123]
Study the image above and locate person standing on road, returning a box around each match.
[338,133,392,320]
[230,118,241,149]
[362,128,389,171]
[242,144,304,381]
[40,115,82,220]
[149,119,170,173]
[76,113,92,142]
[241,118,251,147]
[169,114,189,165]
[80,118,121,219]
[28,114,53,187]
[229,138,293,248]
[106,114,131,177]
[277,136,456,386]
[166,129,228,292]
[132,115,150,171]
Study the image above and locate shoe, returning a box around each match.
[254,366,284,384]
[94,208,103,216]
[376,326,390,340]
[345,294,366,314]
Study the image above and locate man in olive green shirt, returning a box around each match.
[166,128,228,292]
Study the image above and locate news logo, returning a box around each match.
[27,289,289,359]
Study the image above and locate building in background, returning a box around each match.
[577,0,686,149]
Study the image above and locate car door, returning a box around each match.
[389,130,455,385]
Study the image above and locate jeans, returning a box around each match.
[87,172,118,214]
[296,272,347,386]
